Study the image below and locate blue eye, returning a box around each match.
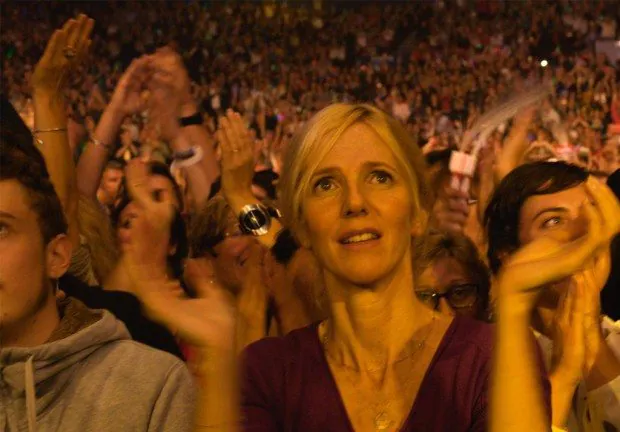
[313,177,337,194]
[0,223,9,239]
[369,170,393,185]
[541,216,562,229]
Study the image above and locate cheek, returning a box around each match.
[117,227,131,247]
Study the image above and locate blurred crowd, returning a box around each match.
[3,0,619,173]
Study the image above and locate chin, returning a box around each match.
[331,262,395,288]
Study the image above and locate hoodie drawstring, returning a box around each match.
[25,355,36,432]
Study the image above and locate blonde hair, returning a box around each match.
[279,103,431,241]
[77,195,119,283]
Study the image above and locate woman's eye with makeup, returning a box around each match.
[313,177,337,194]
[368,170,394,185]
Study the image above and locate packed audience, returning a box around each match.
[3,1,619,173]
[1,2,620,432]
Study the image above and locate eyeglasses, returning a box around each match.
[415,284,479,310]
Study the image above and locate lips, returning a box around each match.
[339,229,381,245]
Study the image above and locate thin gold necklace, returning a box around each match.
[320,314,437,431]
[320,312,437,373]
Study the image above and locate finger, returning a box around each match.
[586,177,620,239]
[444,187,470,201]
[63,18,80,51]
[125,159,153,209]
[447,197,470,215]
[49,28,69,65]
[75,16,95,57]
[555,283,571,324]
[40,29,62,65]
[232,112,253,155]
[218,118,236,157]
[223,111,242,153]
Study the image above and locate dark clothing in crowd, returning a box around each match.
[60,273,184,359]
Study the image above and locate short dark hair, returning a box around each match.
[484,161,588,274]
[0,103,68,244]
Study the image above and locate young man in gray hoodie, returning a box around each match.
[0,127,196,431]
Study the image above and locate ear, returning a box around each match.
[45,234,73,280]
[410,209,429,238]
[295,222,312,250]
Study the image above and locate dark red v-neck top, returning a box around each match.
[241,316,549,432]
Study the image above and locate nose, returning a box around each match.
[438,298,456,317]
[343,182,367,217]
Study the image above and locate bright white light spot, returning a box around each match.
[540,60,548,67]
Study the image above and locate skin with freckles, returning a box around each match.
[301,123,418,287]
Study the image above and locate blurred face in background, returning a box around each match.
[98,167,124,207]
[116,173,179,252]
[416,256,483,319]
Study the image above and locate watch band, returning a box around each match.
[179,112,203,127]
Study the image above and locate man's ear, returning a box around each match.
[45,234,73,279]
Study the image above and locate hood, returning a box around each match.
[0,298,131,430]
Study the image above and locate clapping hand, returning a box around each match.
[123,159,236,351]
[109,57,152,118]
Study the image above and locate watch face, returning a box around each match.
[245,209,268,231]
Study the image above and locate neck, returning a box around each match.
[323,257,434,370]
[3,292,60,348]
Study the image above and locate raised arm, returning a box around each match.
[32,14,94,248]
[151,48,220,188]
[217,110,283,248]
[148,50,214,209]
[76,56,151,199]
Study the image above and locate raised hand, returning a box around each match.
[148,52,185,142]
[549,274,588,427]
[149,47,193,111]
[123,158,174,275]
[123,160,236,350]
[32,14,94,96]
[109,57,152,118]
[216,110,256,204]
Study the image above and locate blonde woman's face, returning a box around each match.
[300,123,418,286]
